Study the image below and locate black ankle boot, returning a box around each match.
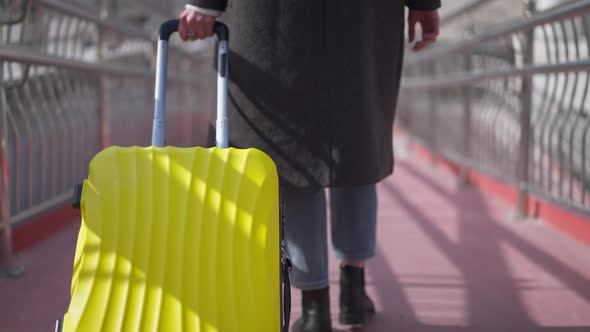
[296,287,333,332]
[339,265,376,326]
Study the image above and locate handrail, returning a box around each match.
[398,0,590,219]
[402,60,590,90]
[33,0,148,39]
[32,0,194,59]
[0,0,211,277]
[0,45,200,82]
[406,0,590,65]
[0,0,31,25]
[440,0,496,25]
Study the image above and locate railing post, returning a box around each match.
[515,0,536,219]
[98,0,110,149]
[0,87,13,273]
[179,59,192,146]
[459,53,473,185]
[98,74,109,148]
[428,62,438,166]
[0,87,23,278]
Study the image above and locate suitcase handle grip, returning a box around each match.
[152,19,230,148]
[158,19,229,42]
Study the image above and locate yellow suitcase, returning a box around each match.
[57,20,291,332]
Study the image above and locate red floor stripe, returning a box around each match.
[537,199,590,247]
[410,142,590,248]
[12,206,80,252]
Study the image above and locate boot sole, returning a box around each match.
[339,310,375,326]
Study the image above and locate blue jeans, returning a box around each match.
[282,184,378,290]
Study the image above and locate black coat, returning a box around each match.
[192,0,441,189]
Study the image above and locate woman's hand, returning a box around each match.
[408,9,440,51]
[178,8,216,41]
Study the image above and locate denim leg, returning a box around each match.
[329,184,378,261]
[282,187,330,290]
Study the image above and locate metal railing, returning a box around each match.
[0,0,215,275]
[399,0,590,218]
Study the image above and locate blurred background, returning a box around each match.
[399,0,590,218]
[2,0,590,331]
[0,0,217,236]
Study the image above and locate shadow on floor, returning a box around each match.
[358,160,590,332]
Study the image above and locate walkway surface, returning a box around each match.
[2,154,590,332]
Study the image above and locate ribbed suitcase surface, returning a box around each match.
[63,146,280,332]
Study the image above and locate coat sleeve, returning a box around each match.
[405,0,441,11]
[188,0,227,11]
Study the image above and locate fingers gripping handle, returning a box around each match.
[158,19,229,41]
[152,19,229,147]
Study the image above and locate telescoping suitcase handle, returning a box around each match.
[152,19,229,148]
[152,20,291,332]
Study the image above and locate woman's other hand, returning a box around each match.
[408,9,440,51]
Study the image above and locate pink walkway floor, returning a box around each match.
[2,155,590,332]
